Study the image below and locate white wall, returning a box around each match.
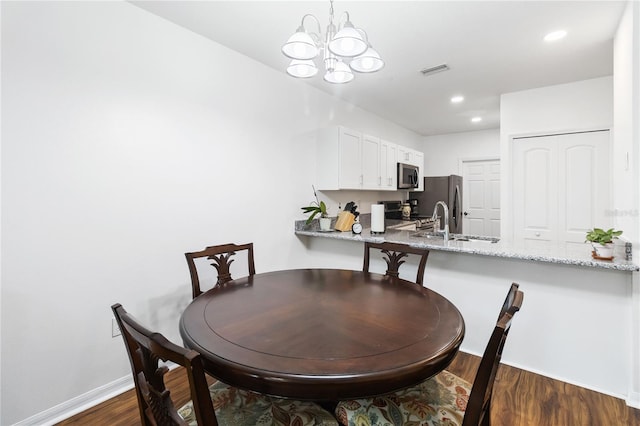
[0,2,3,421]
[0,2,421,424]
[421,128,500,176]
[613,0,640,408]
[500,76,615,240]
[614,1,640,265]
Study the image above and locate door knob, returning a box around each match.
[463,211,468,216]
[535,232,541,237]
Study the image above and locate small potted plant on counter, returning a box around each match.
[585,227,622,260]
[301,186,331,231]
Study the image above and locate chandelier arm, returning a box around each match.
[301,14,323,40]
[335,11,351,30]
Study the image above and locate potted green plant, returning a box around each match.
[585,228,622,259]
[301,186,331,231]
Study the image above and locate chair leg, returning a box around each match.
[481,406,491,426]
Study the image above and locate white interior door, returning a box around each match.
[512,130,610,245]
[462,159,501,237]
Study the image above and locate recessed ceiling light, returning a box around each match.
[451,96,464,103]
[471,117,482,123]
[544,30,567,42]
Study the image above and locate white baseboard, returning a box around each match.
[503,359,628,401]
[457,350,634,407]
[13,375,133,426]
[627,391,640,409]
[13,362,180,425]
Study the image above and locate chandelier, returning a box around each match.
[281,0,384,84]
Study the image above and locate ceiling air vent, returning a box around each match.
[420,64,449,76]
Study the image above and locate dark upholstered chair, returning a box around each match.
[363,241,430,286]
[112,303,338,426]
[185,243,255,299]
[334,283,524,426]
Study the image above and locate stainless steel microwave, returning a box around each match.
[397,162,420,189]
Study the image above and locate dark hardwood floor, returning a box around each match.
[56,352,640,425]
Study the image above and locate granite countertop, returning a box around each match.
[295,219,639,272]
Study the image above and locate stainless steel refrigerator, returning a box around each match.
[409,175,463,234]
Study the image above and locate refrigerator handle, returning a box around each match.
[453,184,461,227]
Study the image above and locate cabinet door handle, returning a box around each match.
[378,176,381,185]
[360,175,363,185]
[535,232,541,237]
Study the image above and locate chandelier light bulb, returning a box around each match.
[324,61,354,84]
[350,45,384,73]
[328,23,367,57]
[339,38,355,53]
[282,28,319,60]
[287,60,318,78]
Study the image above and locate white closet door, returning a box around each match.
[557,131,610,244]
[513,141,558,243]
[512,130,610,245]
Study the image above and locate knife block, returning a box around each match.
[334,211,356,232]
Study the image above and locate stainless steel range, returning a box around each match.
[378,201,437,231]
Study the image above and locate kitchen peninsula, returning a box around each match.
[295,221,639,272]
[295,219,640,409]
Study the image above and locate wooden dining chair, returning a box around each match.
[112,303,339,426]
[185,242,256,299]
[334,283,524,426]
[363,241,430,286]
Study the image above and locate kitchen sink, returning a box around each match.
[412,232,454,240]
[413,232,448,239]
[453,235,500,243]
[413,232,500,243]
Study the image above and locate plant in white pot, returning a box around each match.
[585,228,622,259]
[301,186,331,231]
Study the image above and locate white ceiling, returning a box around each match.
[131,1,626,136]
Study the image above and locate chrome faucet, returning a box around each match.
[431,201,450,241]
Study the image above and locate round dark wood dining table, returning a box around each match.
[179,268,465,401]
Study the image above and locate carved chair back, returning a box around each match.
[111,303,218,426]
[363,241,430,286]
[185,243,255,299]
[463,283,524,426]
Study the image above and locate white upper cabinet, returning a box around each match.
[362,134,381,189]
[316,126,361,190]
[398,146,421,166]
[380,140,397,190]
[337,127,362,189]
[316,126,422,192]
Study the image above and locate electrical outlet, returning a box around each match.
[112,318,121,338]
